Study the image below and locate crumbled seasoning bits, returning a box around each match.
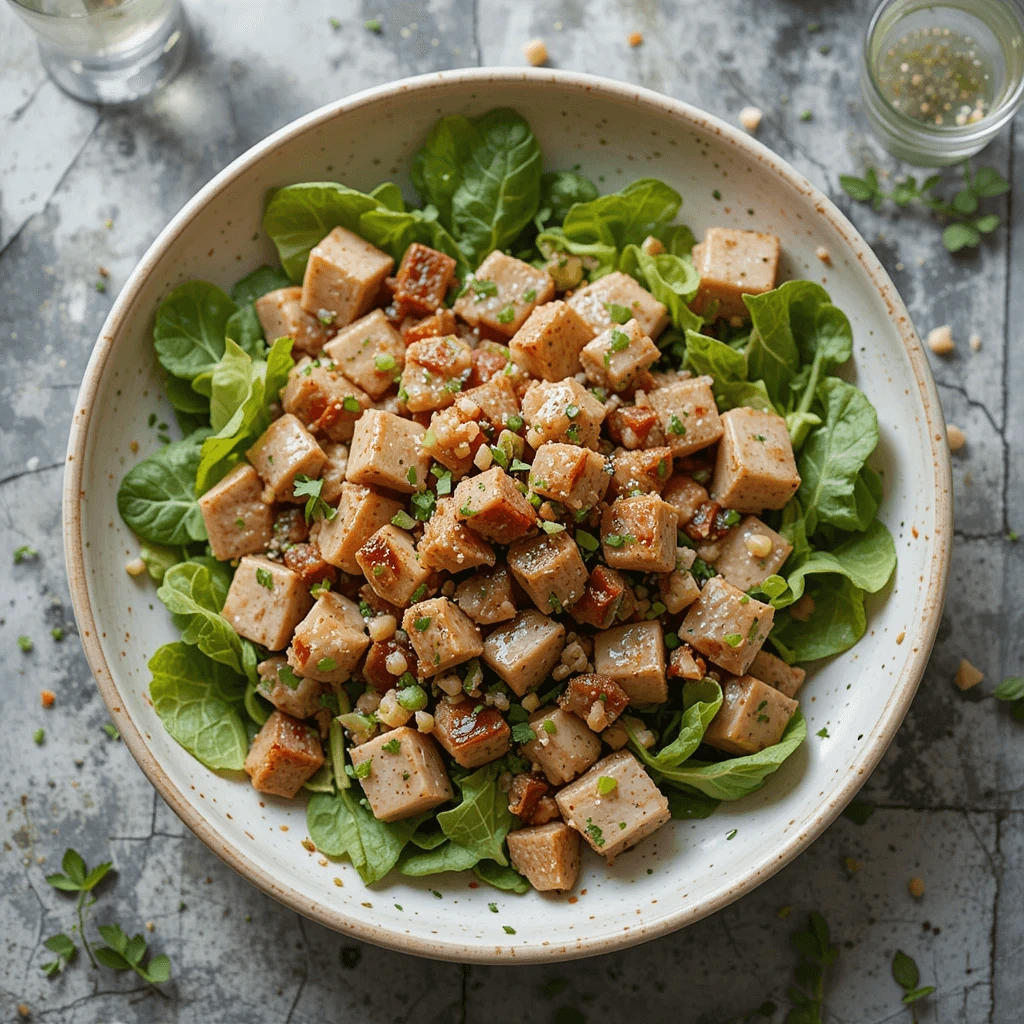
[969,332,982,351]
[954,657,983,691]
[815,245,832,265]
[908,876,926,898]
[739,106,763,132]
[125,556,147,577]
[627,30,643,47]
[926,324,955,355]
[41,690,55,708]
[799,109,813,121]
[524,38,548,66]
[946,423,966,452]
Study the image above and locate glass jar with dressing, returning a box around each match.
[861,0,1024,165]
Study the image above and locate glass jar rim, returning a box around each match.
[6,0,146,19]
[862,0,1024,142]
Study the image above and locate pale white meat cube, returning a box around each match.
[507,822,580,892]
[316,481,403,575]
[679,575,774,675]
[691,227,780,320]
[400,334,473,413]
[300,226,394,328]
[521,379,606,449]
[600,493,678,573]
[281,356,372,443]
[198,463,273,562]
[529,443,610,512]
[707,515,792,592]
[245,710,324,798]
[567,271,669,339]
[255,286,334,357]
[454,565,517,625]
[521,706,602,785]
[710,407,800,512]
[647,376,724,458]
[703,674,798,755]
[286,592,369,683]
[580,319,660,392]
[221,555,313,651]
[453,466,536,545]
[507,530,588,614]
[593,621,667,705]
[356,524,433,607]
[256,655,325,719]
[418,495,496,574]
[482,610,565,696]
[323,308,406,399]
[453,251,555,337]
[402,597,483,677]
[246,413,327,503]
[749,649,806,699]
[346,408,431,494]
[509,299,595,381]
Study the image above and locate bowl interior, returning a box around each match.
[66,70,950,962]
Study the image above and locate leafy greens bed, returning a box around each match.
[116,107,896,889]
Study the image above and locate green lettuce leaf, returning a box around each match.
[629,679,722,770]
[409,114,478,227]
[474,860,531,893]
[399,840,480,876]
[784,519,896,605]
[153,282,238,382]
[620,244,702,333]
[683,330,775,412]
[225,264,291,354]
[770,579,867,663]
[437,763,513,865]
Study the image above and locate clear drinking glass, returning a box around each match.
[6,0,188,105]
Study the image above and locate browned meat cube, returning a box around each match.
[507,531,588,614]
[432,699,511,768]
[453,251,555,337]
[421,401,484,477]
[346,409,431,494]
[703,674,797,755]
[300,226,394,328]
[245,710,324,798]
[348,727,452,822]
[363,634,422,694]
[600,494,678,573]
[580,319,660,392]
[570,565,628,630]
[647,376,724,458]
[467,341,527,391]
[273,506,309,546]
[453,466,537,545]
[282,542,337,588]
[256,656,325,719]
[567,271,669,339]
[356,524,433,607]
[691,227,780,321]
[558,673,630,732]
[606,403,664,450]
[710,407,800,513]
[509,299,595,381]
[402,307,458,344]
[454,565,517,625]
[462,373,521,430]
[198,463,273,562]
[393,242,457,316]
[507,822,580,892]
[400,334,473,413]
[316,481,403,575]
[323,308,406,400]
[255,286,334,357]
[507,772,550,822]
[287,592,369,683]
[246,414,326,504]
[749,649,806,699]
[402,597,483,677]
[668,643,706,680]
[521,379,605,449]
[555,750,670,861]
[593,621,667,706]
[521,707,602,785]
[221,555,313,651]
[608,446,674,498]
[662,474,710,523]
[282,356,372,443]
[482,610,564,696]
[679,575,774,675]
[418,496,496,574]
[529,443,610,512]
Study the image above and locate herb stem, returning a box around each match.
[77,893,98,969]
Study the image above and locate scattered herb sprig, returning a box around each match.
[994,676,1024,721]
[892,950,935,1022]
[840,161,1009,252]
[786,911,838,1024]
[45,849,112,969]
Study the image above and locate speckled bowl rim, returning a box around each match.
[63,67,952,964]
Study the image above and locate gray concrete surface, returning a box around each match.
[1,1,1021,1021]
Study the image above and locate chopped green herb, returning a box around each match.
[726,829,737,840]
[539,521,566,535]
[800,109,813,121]
[575,529,599,552]
[584,818,605,847]
[471,278,498,298]
[397,684,428,711]
[51,627,65,642]
[411,490,436,521]
[342,395,362,413]
[277,665,302,690]
[542,719,557,735]
[566,423,580,443]
[597,776,617,795]
[603,533,635,548]
[496,304,516,324]
[18,635,33,653]
[664,632,681,650]
[522,288,537,302]
[605,301,632,324]
[723,633,743,648]
[381,738,401,755]
[33,727,45,744]
[375,353,397,371]
[13,545,38,564]
[102,723,120,740]
[293,475,337,524]
[310,579,332,598]
[506,413,524,432]
[511,722,537,743]
[328,16,341,29]
[548,593,563,614]
[319,309,337,326]
[488,902,499,913]
[459,504,478,517]
[364,18,382,32]
[346,758,373,779]
[255,568,274,590]
[609,328,631,353]
[391,510,417,530]
[414,617,432,631]
[713,189,722,200]
[372,565,386,578]
[317,657,337,673]
[410,583,428,604]
[502,925,516,935]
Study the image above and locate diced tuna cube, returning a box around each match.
[691,227,780,321]
[256,655,325,719]
[244,710,324,798]
[281,356,372,443]
[507,822,581,892]
[679,575,774,675]
[507,530,588,614]
[462,374,521,430]
[555,750,671,860]
[198,463,273,562]
[356,524,433,607]
[707,515,792,591]
[221,555,313,651]
[402,307,458,344]
[606,402,664,450]
[658,566,701,615]
[453,251,555,337]
[400,334,473,413]
[272,506,309,546]
[319,441,348,505]
[593,621,667,706]
[647,376,723,458]
[608,446,673,498]
[287,592,369,683]
[570,565,629,630]
[432,699,511,768]
[521,379,606,449]
[482,610,565,696]
[662,473,710,522]
[529,443,610,512]
[453,466,537,545]
[393,242,457,316]
[558,673,630,732]
[710,407,800,512]
[521,707,602,785]
[600,494,678,573]
[363,634,421,694]
[246,413,326,503]
[346,408,431,494]
[580,319,660,392]
[507,773,551,823]
[316,481,403,575]
[282,541,337,588]
[300,226,394,328]
[454,565,517,625]
[402,597,483,676]
[421,402,484,477]
[418,495,495,574]
[668,643,706,680]
[703,674,798,755]
[749,649,806,699]
[509,299,595,381]
[255,286,334,357]
[567,271,669,339]
[348,727,453,822]
[322,308,406,400]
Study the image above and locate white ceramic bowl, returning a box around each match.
[63,68,952,963]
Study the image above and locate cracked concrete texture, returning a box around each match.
[0,0,1021,1020]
